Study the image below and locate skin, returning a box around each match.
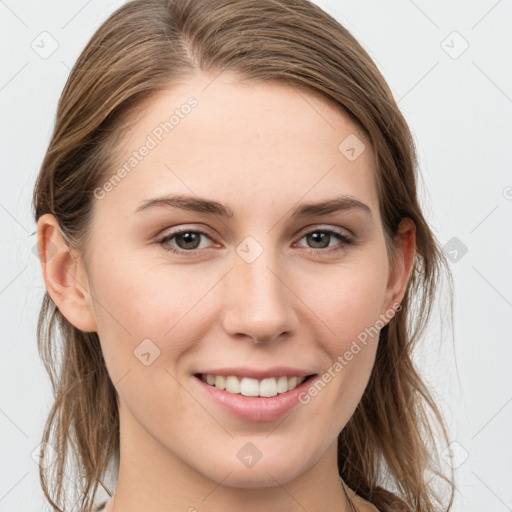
[38,71,415,512]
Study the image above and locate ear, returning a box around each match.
[36,213,97,332]
[382,217,416,314]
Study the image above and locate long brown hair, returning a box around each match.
[32,1,455,510]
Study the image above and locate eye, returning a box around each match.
[294,228,353,254]
[158,229,214,255]
[157,226,353,256]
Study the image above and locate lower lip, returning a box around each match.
[194,374,317,422]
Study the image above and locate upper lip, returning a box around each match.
[195,366,317,380]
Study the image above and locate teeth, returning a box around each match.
[259,378,278,397]
[240,377,260,397]
[276,376,288,393]
[214,375,226,390]
[225,375,240,394]
[201,374,307,396]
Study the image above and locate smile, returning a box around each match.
[199,373,311,397]
[194,372,318,422]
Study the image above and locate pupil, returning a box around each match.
[179,232,200,249]
[309,232,329,249]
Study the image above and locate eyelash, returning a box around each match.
[157,227,353,256]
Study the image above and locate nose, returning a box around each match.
[220,245,299,344]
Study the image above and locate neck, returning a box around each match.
[104,402,357,512]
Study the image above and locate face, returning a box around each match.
[62,72,408,488]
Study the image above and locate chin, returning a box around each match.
[201,455,308,489]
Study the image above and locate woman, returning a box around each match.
[33,0,455,510]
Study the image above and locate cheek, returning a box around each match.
[88,267,225,480]
[87,256,208,435]
[300,258,389,344]
[295,253,389,407]
[87,251,219,373]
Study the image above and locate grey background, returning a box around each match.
[1,1,511,510]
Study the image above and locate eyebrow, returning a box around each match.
[135,194,373,219]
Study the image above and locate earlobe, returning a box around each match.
[384,218,416,312]
[36,214,97,332]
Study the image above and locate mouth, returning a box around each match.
[193,372,318,422]
[194,373,317,397]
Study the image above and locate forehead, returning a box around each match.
[96,71,379,220]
